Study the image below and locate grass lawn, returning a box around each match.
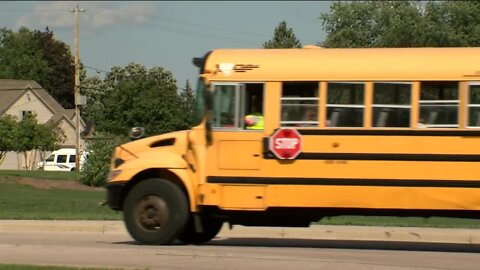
[0,265,123,270]
[0,171,121,220]
[318,215,480,228]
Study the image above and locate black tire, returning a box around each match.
[177,214,224,245]
[123,178,189,245]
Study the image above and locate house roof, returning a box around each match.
[0,80,36,115]
[64,109,75,120]
[0,79,81,129]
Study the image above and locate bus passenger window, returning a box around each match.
[468,83,480,127]
[419,82,459,128]
[280,82,318,127]
[327,83,364,127]
[372,83,411,128]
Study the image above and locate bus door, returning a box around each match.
[205,83,266,209]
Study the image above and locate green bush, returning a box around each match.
[79,132,127,187]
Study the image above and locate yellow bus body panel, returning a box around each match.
[199,184,480,211]
[203,47,480,82]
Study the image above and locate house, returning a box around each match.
[0,79,87,170]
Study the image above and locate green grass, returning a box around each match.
[0,265,124,270]
[0,180,121,220]
[317,215,480,228]
[0,170,78,181]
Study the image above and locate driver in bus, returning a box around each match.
[244,95,264,130]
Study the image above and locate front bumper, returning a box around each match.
[105,182,126,211]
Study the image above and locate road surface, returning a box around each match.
[1,221,479,270]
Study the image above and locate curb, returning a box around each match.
[1,220,479,244]
[218,225,480,244]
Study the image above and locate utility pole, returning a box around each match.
[71,4,85,171]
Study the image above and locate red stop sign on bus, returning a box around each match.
[269,128,303,160]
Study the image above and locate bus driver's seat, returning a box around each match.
[375,110,390,127]
[329,108,344,127]
[427,110,439,125]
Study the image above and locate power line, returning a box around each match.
[101,6,268,39]
[0,9,67,12]
[88,9,259,45]
[100,6,320,45]
[84,65,109,74]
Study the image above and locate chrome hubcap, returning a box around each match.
[135,195,168,231]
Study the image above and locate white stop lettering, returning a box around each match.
[274,138,299,149]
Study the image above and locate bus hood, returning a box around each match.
[112,130,190,166]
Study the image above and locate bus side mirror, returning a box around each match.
[129,127,145,140]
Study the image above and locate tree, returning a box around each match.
[79,132,127,187]
[0,115,17,165]
[94,63,186,136]
[4,113,64,170]
[423,1,480,47]
[80,75,106,125]
[263,20,302,48]
[319,1,480,48]
[0,27,51,83]
[180,80,196,128]
[33,27,76,109]
[79,64,191,186]
[0,27,79,109]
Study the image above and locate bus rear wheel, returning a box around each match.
[123,178,188,245]
[177,214,224,245]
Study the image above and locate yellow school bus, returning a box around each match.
[105,46,480,245]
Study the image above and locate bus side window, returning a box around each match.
[280,82,319,127]
[372,82,411,128]
[327,83,365,128]
[419,81,459,128]
[467,83,480,128]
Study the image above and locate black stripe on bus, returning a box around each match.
[206,176,480,188]
[262,152,480,162]
[261,138,480,161]
[296,129,480,137]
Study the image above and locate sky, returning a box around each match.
[0,1,331,88]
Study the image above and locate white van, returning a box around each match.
[37,148,87,171]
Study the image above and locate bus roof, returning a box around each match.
[202,47,480,82]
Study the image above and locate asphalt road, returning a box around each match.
[1,221,480,270]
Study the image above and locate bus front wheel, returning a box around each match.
[123,178,189,245]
